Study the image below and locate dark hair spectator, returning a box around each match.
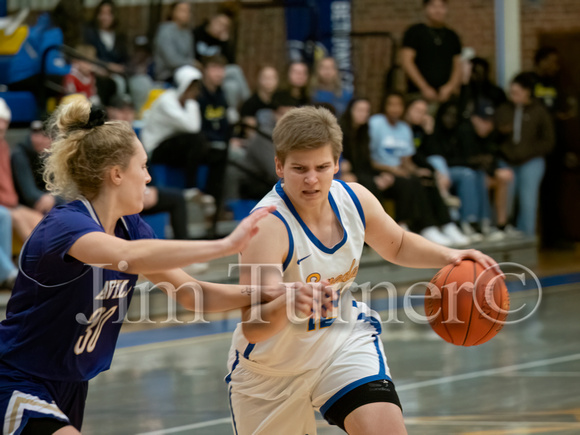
[459,56,507,119]
[495,73,555,236]
[193,6,237,64]
[240,65,279,135]
[401,0,462,103]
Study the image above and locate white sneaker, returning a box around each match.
[441,222,470,247]
[485,227,506,242]
[460,221,484,243]
[503,224,525,238]
[421,226,453,246]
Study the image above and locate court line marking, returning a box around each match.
[396,353,580,391]
[134,352,580,434]
[137,417,231,434]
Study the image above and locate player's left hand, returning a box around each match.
[223,205,277,255]
[447,249,504,278]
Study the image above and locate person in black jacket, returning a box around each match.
[198,55,232,204]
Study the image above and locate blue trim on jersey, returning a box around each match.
[319,373,392,417]
[275,181,348,254]
[243,343,255,359]
[225,350,240,384]
[335,180,366,229]
[357,313,386,377]
[228,386,239,435]
[352,300,357,308]
[271,211,294,271]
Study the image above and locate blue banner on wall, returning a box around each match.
[284,0,353,93]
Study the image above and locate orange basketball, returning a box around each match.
[425,260,509,346]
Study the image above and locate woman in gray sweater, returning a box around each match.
[153,2,195,82]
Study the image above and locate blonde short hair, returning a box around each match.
[44,98,136,201]
[273,106,342,164]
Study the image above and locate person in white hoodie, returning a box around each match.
[141,65,209,188]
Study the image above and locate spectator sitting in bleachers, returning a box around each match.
[369,92,469,246]
[141,65,208,188]
[63,45,101,105]
[193,6,249,110]
[153,1,195,82]
[0,99,43,242]
[0,205,17,290]
[458,56,507,120]
[83,0,130,106]
[126,35,155,114]
[273,61,311,107]
[238,92,295,201]
[11,121,64,214]
[198,55,233,200]
[495,73,555,236]
[240,65,279,135]
[404,97,459,208]
[106,94,135,124]
[193,6,236,65]
[311,57,353,117]
[339,98,394,197]
[446,100,509,241]
[84,0,128,75]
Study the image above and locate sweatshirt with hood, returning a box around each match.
[141,65,202,154]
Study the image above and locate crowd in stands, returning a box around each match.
[0,0,570,290]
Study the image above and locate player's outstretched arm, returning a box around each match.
[348,183,500,272]
[144,268,285,313]
[67,206,275,274]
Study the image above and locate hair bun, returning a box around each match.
[84,106,107,129]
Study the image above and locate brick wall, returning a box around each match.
[520,0,580,71]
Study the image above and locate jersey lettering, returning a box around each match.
[95,280,131,300]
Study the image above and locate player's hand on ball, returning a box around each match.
[223,205,276,255]
[447,249,504,278]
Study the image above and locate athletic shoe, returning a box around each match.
[485,227,506,242]
[503,224,525,239]
[460,221,484,243]
[420,226,453,246]
[441,222,470,247]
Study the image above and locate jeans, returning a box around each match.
[449,166,491,223]
[509,157,545,236]
[0,206,16,282]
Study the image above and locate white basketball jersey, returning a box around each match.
[230,180,366,373]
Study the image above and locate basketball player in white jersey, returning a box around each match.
[226,106,500,435]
